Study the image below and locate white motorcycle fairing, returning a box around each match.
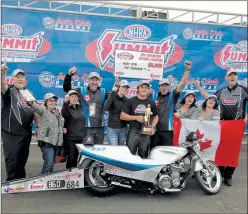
[77,144,188,183]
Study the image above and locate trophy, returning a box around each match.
[141,104,154,135]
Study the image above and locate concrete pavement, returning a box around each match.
[1,145,247,214]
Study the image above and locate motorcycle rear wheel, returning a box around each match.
[195,160,222,195]
[80,158,117,197]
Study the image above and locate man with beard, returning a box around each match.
[121,80,159,158]
[196,69,248,186]
[150,61,192,149]
[1,60,34,181]
[63,67,108,144]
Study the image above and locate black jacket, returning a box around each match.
[61,102,86,141]
[104,91,128,129]
[63,73,109,127]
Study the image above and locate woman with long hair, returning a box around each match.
[198,95,220,121]
[104,78,130,145]
[175,91,199,119]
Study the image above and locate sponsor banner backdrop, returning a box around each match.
[1,8,247,131]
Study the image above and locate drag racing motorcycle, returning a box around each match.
[76,132,222,196]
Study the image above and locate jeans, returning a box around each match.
[40,143,57,174]
[107,127,127,145]
[86,127,105,144]
[126,131,151,158]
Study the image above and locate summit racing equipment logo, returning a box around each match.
[86,25,184,73]
[214,40,247,72]
[1,24,51,63]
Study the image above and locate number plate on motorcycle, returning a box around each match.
[47,180,65,189]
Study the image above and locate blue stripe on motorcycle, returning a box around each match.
[81,150,161,171]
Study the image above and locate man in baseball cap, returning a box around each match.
[63,67,108,144]
[1,60,35,181]
[120,79,158,158]
[150,61,192,150]
[196,68,247,186]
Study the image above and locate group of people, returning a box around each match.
[1,60,247,188]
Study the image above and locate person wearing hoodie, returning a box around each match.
[61,90,86,169]
[104,79,130,145]
[26,93,64,174]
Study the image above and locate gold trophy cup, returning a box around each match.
[141,104,153,135]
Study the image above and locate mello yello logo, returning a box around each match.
[86,25,184,73]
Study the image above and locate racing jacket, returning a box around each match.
[215,83,248,120]
[63,74,108,127]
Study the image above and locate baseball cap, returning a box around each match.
[12,69,25,77]
[226,69,237,76]
[119,80,130,87]
[68,90,78,97]
[88,72,101,79]
[207,94,217,100]
[184,91,196,98]
[159,79,170,86]
[44,93,58,101]
[137,80,150,88]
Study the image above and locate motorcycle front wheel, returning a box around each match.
[80,158,117,197]
[195,160,222,195]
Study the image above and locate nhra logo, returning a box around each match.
[86,25,184,73]
[124,25,151,41]
[1,24,51,63]
[214,40,247,73]
[1,24,23,36]
[39,71,55,88]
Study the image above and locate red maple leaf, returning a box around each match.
[196,129,204,139]
[196,129,212,152]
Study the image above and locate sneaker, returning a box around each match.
[224,177,233,186]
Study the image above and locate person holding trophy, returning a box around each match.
[121,80,158,158]
[1,60,35,181]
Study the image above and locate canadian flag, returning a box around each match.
[173,117,245,167]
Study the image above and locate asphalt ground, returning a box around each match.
[1,142,247,214]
